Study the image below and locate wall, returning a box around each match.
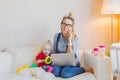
[0,0,117,51]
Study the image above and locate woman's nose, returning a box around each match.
[64,26,68,28]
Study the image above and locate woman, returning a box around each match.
[52,13,93,78]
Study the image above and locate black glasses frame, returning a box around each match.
[61,22,72,28]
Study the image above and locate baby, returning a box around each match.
[36,40,53,72]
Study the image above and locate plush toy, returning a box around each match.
[36,40,53,72]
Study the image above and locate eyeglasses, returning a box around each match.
[61,22,72,28]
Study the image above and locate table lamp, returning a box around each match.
[101,0,120,44]
[101,0,120,79]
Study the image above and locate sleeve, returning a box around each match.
[36,53,42,61]
[73,38,80,54]
[53,33,59,53]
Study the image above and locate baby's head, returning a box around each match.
[42,40,52,56]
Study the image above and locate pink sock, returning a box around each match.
[46,66,53,72]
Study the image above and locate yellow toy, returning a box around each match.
[16,65,29,73]
[16,67,23,73]
[44,56,52,65]
[23,65,29,69]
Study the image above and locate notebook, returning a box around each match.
[51,53,76,66]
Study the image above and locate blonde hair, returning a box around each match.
[61,13,74,27]
[41,40,52,53]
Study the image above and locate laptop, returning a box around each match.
[51,53,76,66]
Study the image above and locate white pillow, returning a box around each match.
[0,52,13,74]
[76,50,85,67]
[5,47,40,72]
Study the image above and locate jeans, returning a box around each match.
[52,66,62,77]
[52,63,85,78]
[61,66,85,78]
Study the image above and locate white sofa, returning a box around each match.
[0,47,113,80]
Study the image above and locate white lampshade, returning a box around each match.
[101,0,120,14]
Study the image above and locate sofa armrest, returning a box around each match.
[84,50,113,80]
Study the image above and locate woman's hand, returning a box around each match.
[65,29,73,42]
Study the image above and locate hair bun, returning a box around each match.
[68,12,73,18]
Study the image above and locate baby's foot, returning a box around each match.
[46,66,53,72]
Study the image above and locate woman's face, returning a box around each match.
[61,19,73,38]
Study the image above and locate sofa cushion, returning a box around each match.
[5,47,85,73]
[76,50,85,67]
[5,47,41,73]
[0,52,13,74]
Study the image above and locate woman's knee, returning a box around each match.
[60,66,85,78]
[60,66,74,78]
[52,66,62,77]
